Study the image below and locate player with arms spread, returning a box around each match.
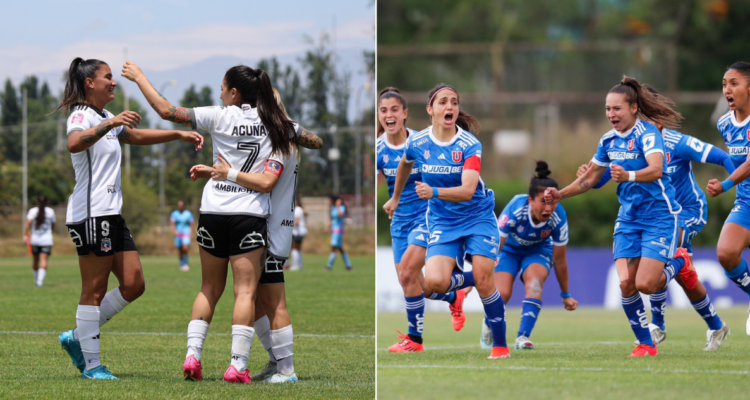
[545,76,698,357]
[384,84,510,359]
[56,57,203,380]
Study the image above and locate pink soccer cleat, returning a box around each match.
[223,365,252,383]
[183,355,203,381]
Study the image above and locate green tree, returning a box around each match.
[300,34,335,127]
[258,57,303,120]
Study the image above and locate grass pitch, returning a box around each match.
[378,307,750,400]
[0,255,374,399]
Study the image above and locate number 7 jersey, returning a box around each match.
[192,104,298,217]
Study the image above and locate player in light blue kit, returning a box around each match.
[377,87,468,353]
[384,84,510,359]
[579,87,734,350]
[706,62,750,335]
[326,196,352,270]
[545,76,698,357]
[479,161,578,351]
[171,200,194,271]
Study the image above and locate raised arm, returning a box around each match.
[121,61,195,127]
[296,129,323,149]
[549,163,608,202]
[118,127,203,151]
[67,111,142,153]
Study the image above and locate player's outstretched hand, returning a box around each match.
[189,164,213,181]
[544,187,560,204]
[706,179,723,197]
[110,111,141,129]
[179,131,204,151]
[563,297,578,311]
[383,198,398,220]
[576,161,592,179]
[121,61,145,82]
[610,164,628,182]
[211,154,232,181]
[414,181,434,200]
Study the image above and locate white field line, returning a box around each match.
[380,364,750,376]
[378,341,628,351]
[0,330,374,339]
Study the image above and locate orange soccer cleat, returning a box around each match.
[627,343,658,357]
[488,346,511,359]
[388,330,424,353]
[674,248,698,290]
[449,288,470,331]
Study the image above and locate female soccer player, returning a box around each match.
[577,88,734,350]
[705,61,750,335]
[189,88,322,383]
[384,84,510,359]
[170,200,194,271]
[479,161,577,351]
[545,76,698,357]
[289,197,307,271]
[55,58,203,380]
[24,195,55,287]
[377,87,467,353]
[325,196,352,270]
[123,61,303,383]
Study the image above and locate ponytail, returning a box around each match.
[53,58,107,114]
[35,195,48,229]
[224,66,295,158]
[377,86,408,136]
[427,84,481,133]
[609,75,684,130]
[529,161,558,198]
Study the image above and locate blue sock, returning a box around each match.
[427,292,455,303]
[726,259,750,297]
[405,294,425,340]
[182,254,189,265]
[691,295,723,331]
[326,252,336,269]
[518,298,542,338]
[649,290,667,331]
[481,290,507,348]
[622,293,653,347]
[342,252,352,269]
[662,257,686,288]
[447,270,474,292]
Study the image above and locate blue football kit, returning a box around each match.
[170,210,194,247]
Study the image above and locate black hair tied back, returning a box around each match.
[529,160,558,197]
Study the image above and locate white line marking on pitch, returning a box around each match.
[378,341,628,351]
[380,364,750,375]
[0,330,374,339]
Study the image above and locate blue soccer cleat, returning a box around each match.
[59,330,85,373]
[82,365,119,380]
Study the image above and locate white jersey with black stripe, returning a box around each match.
[193,105,298,216]
[65,104,127,224]
[268,146,300,259]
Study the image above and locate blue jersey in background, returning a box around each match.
[497,194,569,255]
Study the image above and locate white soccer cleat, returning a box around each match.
[180,265,190,272]
[479,319,493,350]
[288,265,300,271]
[264,372,298,383]
[634,323,666,346]
[704,322,730,351]
[514,335,534,350]
[35,281,43,287]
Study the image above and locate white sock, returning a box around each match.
[230,325,255,372]
[37,269,46,284]
[76,305,101,371]
[99,288,130,326]
[291,249,300,268]
[254,315,276,363]
[186,320,210,361]
[271,325,294,375]
[299,252,303,269]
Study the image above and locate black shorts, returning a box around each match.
[197,214,268,259]
[292,235,305,244]
[259,254,286,285]
[67,215,137,257]
[31,245,51,255]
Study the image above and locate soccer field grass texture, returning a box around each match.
[378,309,750,400]
[0,255,374,399]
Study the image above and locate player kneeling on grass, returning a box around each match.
[56,57,203,380]
[480,161,578,351]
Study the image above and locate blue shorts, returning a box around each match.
[174,236,190,248]
[391,223,428,264]
[613,214,678,263]
[678,208,705,254]
[331,233,344,248]
[495,249,553,278]
[426,212,500,265]
[725,200,750,232]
